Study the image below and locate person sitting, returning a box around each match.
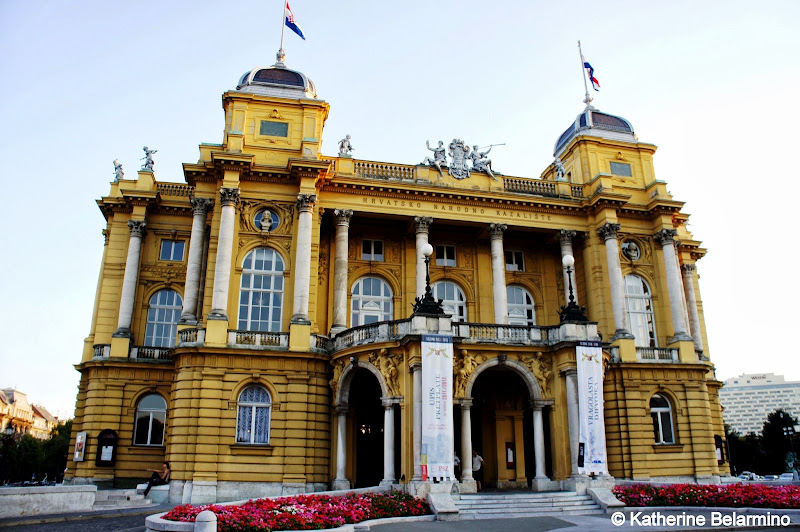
[143,462,170,496]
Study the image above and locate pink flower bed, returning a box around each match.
[613,483,800,509]
[163,491,431,532]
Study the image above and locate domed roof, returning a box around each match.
[236,62,317,99]
[554,107,635,156]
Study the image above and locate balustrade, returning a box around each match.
[636,347,678,362]
[228,330,288,348]
[156,183,195,197]
[130,346,173,360]
[354,161,415,180]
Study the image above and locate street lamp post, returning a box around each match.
[558,255,588,323]
[412,243,444,315]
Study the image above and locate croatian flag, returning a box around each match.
[583,59,600,91]
[285,2,305,40]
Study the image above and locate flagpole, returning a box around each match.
[277,0,286,65]
[578,40,592,108]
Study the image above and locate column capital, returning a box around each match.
[559,229,577,244]
[681,263,697,275]
[335,404,350,414]
[102,228,110,246]
[597,222,620,241]
[488,223,507,240]
[456,398,473,408]
[409,361,422,372]
[219,187,240,207]
[653,228,678,246]
[191,197,214,215]
[414,216,433,233]
[334,209,353,225]
[296,193,317,212]
[127,220,147,238]
[560,367,578,377]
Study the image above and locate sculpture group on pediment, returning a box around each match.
[420,139,502,180]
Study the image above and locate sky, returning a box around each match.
[1,1,798,420]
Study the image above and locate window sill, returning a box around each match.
[127,446,166,454]
[652,444,683,453]
[230,444,274,456]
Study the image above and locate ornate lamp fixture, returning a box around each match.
[412,243,445,315]
[558,255,588,323]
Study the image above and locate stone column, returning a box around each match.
[489,223,508,325]
[411,363,423,481]
[208,188,240,320]
[414,217,433,298]
[563,368,582,477]
[682,264,705,352]
[180,198,213,323]
[460,399,474,481]
[597,223,631,338]
[331,209,353,335]
[291,194,316,324]
[559,230,578,305]
[381,398,396,485]
[654,229,692,342]
[334,405,349,488]
[532,405,548,480]
[113,220,147,337]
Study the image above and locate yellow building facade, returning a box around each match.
[67,61,726,503]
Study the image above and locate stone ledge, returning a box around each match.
[0,485,97,519]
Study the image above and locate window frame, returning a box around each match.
[435,245,457,267]
[159,240,185,262]
[361,239,384,261]
[351,276,393,327]
[624,274,658,347]
[505,250,525,272]
[432,280,467,322]
[506,285,536,326]
[133,394,167,447]
[238,247,285,332]
[144,289,183,348]
[236,385,272,445]
[650,393,676,445]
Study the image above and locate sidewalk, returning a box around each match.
[0,502,176,529]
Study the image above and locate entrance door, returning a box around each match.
[350,369,383,487]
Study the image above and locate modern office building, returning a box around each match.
[719,373,800,435]
[66,55,726,503]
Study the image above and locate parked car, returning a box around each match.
[737,471,760,481]
[779,472,796,481]
[763,475,779,480]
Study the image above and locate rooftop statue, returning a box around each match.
[448,139,471,180]
[113,159,124,182]
[420,140,447,179]
[470,145,496,180]
[554,157,566,181]
[141,146,157,171]
[338,134,354,157]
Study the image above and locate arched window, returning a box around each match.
[432,281,467,322]
[236,385,272,444]
[625,274,657,347]
[650,393,675,444]
[134,394,166,446]
[507,285,536,326]
[145,290,183,347]
[351,277,393,326]
[239,248,285,332]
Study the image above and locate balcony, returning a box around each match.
[636,347,678,363]
[227,330,288,349]
[130,346,173,360]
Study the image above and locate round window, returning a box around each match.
[255,209,280,232]
[621,240,641,261]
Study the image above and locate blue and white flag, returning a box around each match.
[284,2,305,40]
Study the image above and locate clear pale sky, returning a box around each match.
[1,1,798,419]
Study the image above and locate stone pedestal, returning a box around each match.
[425,481,459,521]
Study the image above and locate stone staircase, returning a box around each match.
[453,491,604,519]
[92,488,155,511]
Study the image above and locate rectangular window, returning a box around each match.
[362,239,384,261]
[435,245,456,266]
[610,161,632,177]
[505,250,524,271]
[160,240,185,261]
[259,120,289,137]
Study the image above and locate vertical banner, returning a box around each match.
[576,341,608,475]
[421,334,454,481]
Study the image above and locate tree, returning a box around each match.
[12,435,43,482]
[42,419,72,482]
[761,409,799,474]
[725,424,764,476]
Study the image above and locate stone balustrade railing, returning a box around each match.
[503,177,558,197]
[333,319,411,351]
[157,183,195,197]
[130,346,173,360]
[452,322,546,345]
[178,328,205,346]
[92,344,111,359]
[228,330,288,349]
[354,161,415,180]
[636,347,678,362]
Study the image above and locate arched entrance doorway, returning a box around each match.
[349,368,383,487]
[469,367,551,489]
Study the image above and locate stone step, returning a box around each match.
[94,488,140,501]
[457,494,593,502]
[92,498,154,510]
[456,500,599,510]
[458,508,606,519]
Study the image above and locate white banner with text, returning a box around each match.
[421,334,454,481]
